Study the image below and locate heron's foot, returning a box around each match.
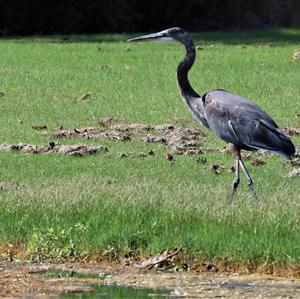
[230,177,240,201]
[247,180,258,201]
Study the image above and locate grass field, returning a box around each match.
[0,28,299,269]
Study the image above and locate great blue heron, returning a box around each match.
[128,27,295,199]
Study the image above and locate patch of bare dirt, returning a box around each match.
[143,127,206,155]
[0,143,108,157]
[51,127,131,141]
[50,122,207,156]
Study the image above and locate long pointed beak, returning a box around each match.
[127,31,169,42]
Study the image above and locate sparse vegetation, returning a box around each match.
[0,29,299,269]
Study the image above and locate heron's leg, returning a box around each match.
[231,158,240,198]
[228,144,241,200]
[238,158,257,200]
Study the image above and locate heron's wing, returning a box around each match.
[203,90,295,159]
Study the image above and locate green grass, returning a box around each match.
[0,29,299,267]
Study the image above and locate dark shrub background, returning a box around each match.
[0,0,300,35]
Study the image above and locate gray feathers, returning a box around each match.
[202,90,295,159]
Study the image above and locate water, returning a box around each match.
[40,268,300,298]
[60,284,172,298]
[45,269,172,298]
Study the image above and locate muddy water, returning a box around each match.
[0,261,299,298]
[60,284,172,298]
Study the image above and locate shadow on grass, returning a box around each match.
[1,28,300,45]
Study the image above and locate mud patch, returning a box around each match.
[0,260,299,299]
[50,122,207,156]
[0,143,108,157]
[51,127,131,141]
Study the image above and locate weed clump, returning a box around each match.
[27,224,86,261]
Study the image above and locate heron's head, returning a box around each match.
[127,27,188,43]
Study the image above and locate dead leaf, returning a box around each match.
[76,93,91,101]
[32,125,48,130]
[98,117,115,126]
[211,164,225,174]
[228,166,235,173]
[165,152,174,162]
[251,158,265,166]
[148,150,155,156]
[217,147,229,154]
[119,151,152,158]
[134,248,183,270]
[99,64,110,70]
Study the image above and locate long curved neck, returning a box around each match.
[176,36,199,98]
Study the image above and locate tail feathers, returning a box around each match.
[246,121,295,160]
